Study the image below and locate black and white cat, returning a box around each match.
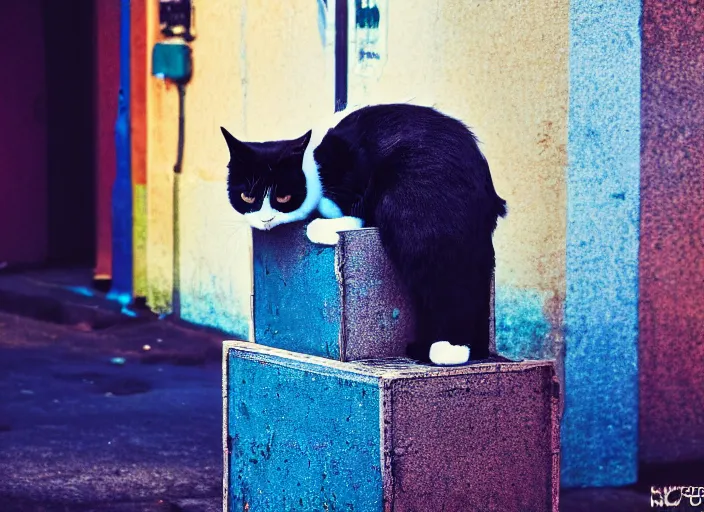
[221,103,506,365]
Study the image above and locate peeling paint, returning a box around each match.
[495,285,555,361]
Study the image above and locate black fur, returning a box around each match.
[224,104,506,362]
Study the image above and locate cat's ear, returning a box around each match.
[221,127,252,161]
[290,130,313,154]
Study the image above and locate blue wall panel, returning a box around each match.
[563,0,641,487]
[109,0,134,306]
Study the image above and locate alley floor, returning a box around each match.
[0,267,227,512]
[0,308,224,512]
[0,269,698,511]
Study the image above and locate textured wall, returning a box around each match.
[144,0,333,332]
[347,0,569,362]
[237,2,335,139]
[145,0,176,313]
[144,0,564,346]
[131,0,148,298]
[562,0,641,486]
[175,0,248,334]
[227,347,383,511]
[0,1,47,264]
[639,0,704,464]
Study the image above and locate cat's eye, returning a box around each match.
[241,192,256,204]
[276,195,292,204]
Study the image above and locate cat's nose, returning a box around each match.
[262,217,275,223]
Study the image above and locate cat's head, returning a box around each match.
[221,127,312,230]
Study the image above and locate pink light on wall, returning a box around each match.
[640,0,704,463]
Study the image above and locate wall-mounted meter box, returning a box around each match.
[151,40,192,84]
[159,0,194,40]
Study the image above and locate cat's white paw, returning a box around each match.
[429,341,470,365]
[306,218,341,245]
[306,217,364,246]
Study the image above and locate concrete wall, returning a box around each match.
[145,0,176,313]
[348,0,642,487]
[143,0,569,354]
[347,0,569,363]
[562,0,642,487]
[145,0,333,335]
[131,0,148,298]
[0,0,47,264]
[639,0,704,464]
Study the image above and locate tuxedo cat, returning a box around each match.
[222,103,506,365]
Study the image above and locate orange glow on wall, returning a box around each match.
[131,0,148,297]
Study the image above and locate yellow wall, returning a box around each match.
[144,0,567,354]
[351,0,568,293]
[145,0,176,313]
[145,0,334,334]
[349,0,569,358]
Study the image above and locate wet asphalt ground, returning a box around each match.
[0,309,224,512]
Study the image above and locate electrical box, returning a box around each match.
[159,0,194,40]
[151,41,192,84]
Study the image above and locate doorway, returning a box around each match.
[0,0,97,268]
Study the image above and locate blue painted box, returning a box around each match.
[224,340,559,511]
[253,223,495,361]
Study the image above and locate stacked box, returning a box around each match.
[253,222,495,361]
[224,341,559,512]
